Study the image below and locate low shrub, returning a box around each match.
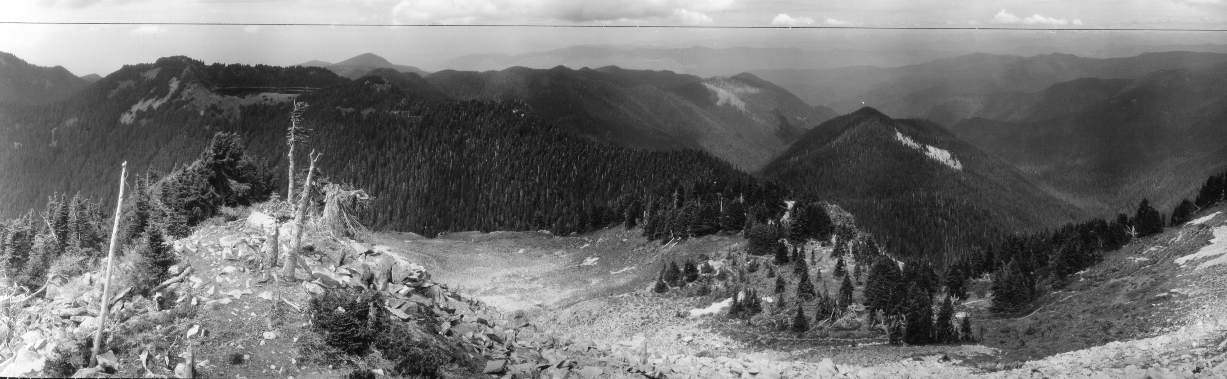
[307,288,383,355]
[375,321,448,378]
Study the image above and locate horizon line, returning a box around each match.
[1,21,1225,32]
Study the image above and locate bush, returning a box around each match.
[43,343,84,377]
[375,321,448,378]
[307,288,383,355]
[342,369,377,379]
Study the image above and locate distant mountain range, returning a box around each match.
[762,107,1079,254]
[440,45,967,77]
[296,53,430,79]
[423,66,836,170]
[0,51,91,105]
[949,62,1227,215]
[754,51,1227,118]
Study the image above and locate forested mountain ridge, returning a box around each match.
[425,65,837,170]
[0,51,91,105]
[949,62,1227,215]
[761,107,1080,256]
[0,55,785,238]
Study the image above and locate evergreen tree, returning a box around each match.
[2,213,35,279]
[1195,173,1225,209]
[665,262,683,287]
[1170,199,1197,226]
[796,265,817,301]
[853,261,864,285]
[728,289,741,317]
[934,296,955,343]
[690,201,720,237]
[683,259,700,283]
[16,234,56,290]
[902,284,933,345]
[960,315,975,342]
[945,263,968,300]
[990,259,1034,313]
[793,250,807,276]
[774,241,790,265]
[792,303,809,333]
[132,227,176,297]
[624,199,642,230]
[865,256,904,315]
[720,200,746,233]
[834,256,847,277]
[653,271,669,294]
[747,223,780,256]
[1133,199,1164,237]
[774,275,787,294]
[839,274,854,308]
[699,261,714,275]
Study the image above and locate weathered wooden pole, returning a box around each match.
[91,161,127,367]
[283,150,319,282]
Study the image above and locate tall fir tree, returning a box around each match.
[903,284,934,345]
[960,315,975,342]
[796,263,817,301]
[934,296,956,343]
[1133,199,1164,237]
[990,259,1034,313]
[774,241,790,265]
[720,200,746,234]
[1170,199,1197,226]
[132,227,176,297]
[839,274,855,308]
[792,303,809,333]
[666,261,683,287]
[774,275,787,294]
[865,255,904,315]
[945,263,968,300]
[834,256,847,277]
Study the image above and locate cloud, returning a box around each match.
[130,25,168,34]
[771,14,813,26]
[391,0,731,25]
[990,9,1073,26]
[825,18,851,26]
[673,9,712,25]
[245,25,261,33]
[39,0,141,8]
[1173,0,1223,5]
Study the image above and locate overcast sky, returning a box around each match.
[2,0,1224,76]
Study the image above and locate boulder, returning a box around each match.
[219,235,244,249]
[246,211,275,231]
[0,348,44,377]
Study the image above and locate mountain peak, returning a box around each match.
[851,106,889,119]
[335,53,393,67]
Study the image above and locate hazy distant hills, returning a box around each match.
[441,45,966,77]
[762,107,1079,254]
[754,51,1227,119]
[79,73,102,83]
[296,53,431,79]
[950,62,1227,215]
[425,65,837,170]
[0,51,91,105]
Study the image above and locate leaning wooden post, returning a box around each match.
[91,161,127,367]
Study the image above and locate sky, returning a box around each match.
[1,0,1224,76]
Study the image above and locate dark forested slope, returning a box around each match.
[0,56,776,238]
[426,66,836,170]
[762,107,1080,256]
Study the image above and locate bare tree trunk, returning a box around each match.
[91,161,127,368]
[283,151,319,282]
[287,140,296,203]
